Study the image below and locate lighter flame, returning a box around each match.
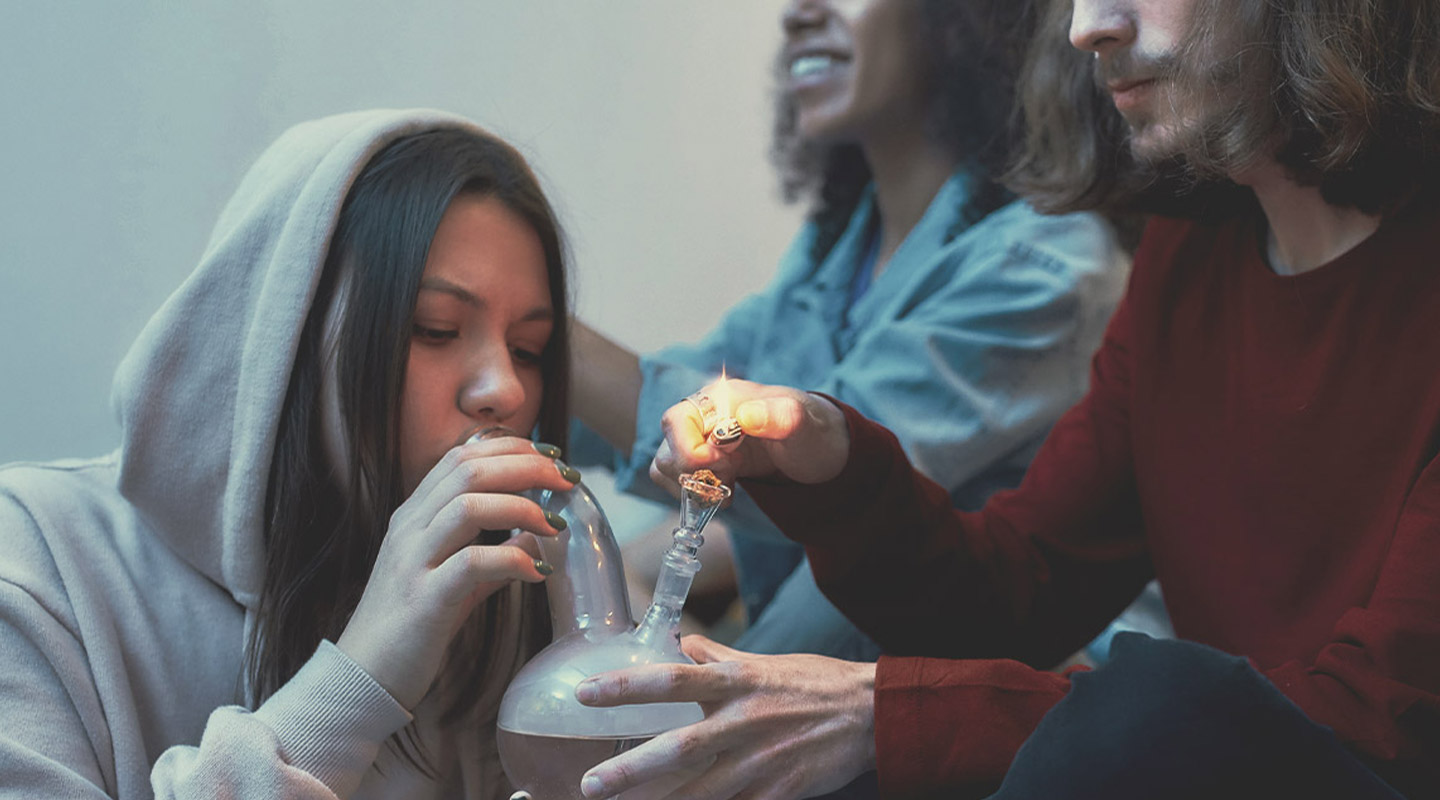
[715,366,733,418]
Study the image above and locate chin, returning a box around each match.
[1126,124,1189,167]
[795,104,858,145]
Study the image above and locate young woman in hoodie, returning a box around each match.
[0,110,576,798]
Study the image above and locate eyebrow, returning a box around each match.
[418,276,554,322]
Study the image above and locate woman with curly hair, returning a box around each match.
[570,0,1129,663]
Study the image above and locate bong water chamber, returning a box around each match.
[497,470,731,800]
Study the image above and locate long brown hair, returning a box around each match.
[1008,0,1440,216]
[772,0,1039,262]
[248,127,569,763]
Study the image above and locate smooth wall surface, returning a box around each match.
[0,1,803,462]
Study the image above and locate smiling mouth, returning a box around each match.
[788,52,848,81]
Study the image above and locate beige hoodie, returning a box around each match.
[0,109,520,799]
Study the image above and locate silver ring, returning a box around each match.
[683,392,719,429]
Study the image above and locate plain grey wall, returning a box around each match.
[0,1,803,462]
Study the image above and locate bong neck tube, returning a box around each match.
[527,481,633,637]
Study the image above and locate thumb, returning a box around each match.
[735,396,806,441]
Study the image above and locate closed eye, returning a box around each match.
[512,346,544,365]
[413,325,459,344]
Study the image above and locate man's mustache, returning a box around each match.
[1093,50,1178,91]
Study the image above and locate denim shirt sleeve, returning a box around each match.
[607,221,823,507]
[600,289,776,507]
[818,203,1130,499]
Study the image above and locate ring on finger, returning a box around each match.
[683,392,719,431]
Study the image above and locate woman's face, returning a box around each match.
[398,194,554,495]
[781,0,930,144]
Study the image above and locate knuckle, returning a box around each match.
[462,458,488,485]
[659,409,682,435]
[387,506,408,531]
[672,729,704,760]
[461,545,489,575]
[608,673,630,696]
[608,757,637,785]
[458,493,483,520]
[658,664,686,692]
[717,660,750,688]
[440,444,468,471]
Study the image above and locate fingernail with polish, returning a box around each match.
[534,559,554,576]
[534,442,562,459]
[580,775,605,798]
[555,460,582,484]
[544,511,568,531]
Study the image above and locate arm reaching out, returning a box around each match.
[574,636,876,800]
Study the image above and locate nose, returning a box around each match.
[1070,0,1136,55]
[782,0,826,36]
[458,345,528,426]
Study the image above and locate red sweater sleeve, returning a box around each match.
[743,290,1153,794]
[1261,449,1440,768]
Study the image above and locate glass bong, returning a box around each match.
[496,466,731,800]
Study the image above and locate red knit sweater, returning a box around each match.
[744,200,1440,797]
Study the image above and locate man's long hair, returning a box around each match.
[772,0,1039,262]
[1008,0,1440,216]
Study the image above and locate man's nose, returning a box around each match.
[1070,0,1136,56]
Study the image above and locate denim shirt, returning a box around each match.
[572,171,1130,622]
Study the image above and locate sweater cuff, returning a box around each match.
[741,395,904,548]
[253,640,413,796]
[874,655,1072,796]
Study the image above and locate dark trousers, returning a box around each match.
[987,633,1409,800]
[827,633,1411,800]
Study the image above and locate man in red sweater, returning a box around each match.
[573,0,1440,797]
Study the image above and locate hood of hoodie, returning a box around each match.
[112,109,487,610]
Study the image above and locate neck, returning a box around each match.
[859,125,957,276]
[1241,162,1382,276]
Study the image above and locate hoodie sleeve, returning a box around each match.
[151,641,413,798]
[0,490,409,799]
[0,576,117,797]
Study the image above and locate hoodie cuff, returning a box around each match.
[253,639,412,796]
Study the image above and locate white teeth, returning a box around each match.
[790,54,834,79]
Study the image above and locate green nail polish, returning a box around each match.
[556,461,581,484]
[534,442,562,459]
[544,510,568,531]
[534,559,554,576]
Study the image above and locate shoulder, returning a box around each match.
[0,455,123,528]
[953,199,1127,281]
[1132,214,1227,266]
[0,456,124,592]
[0,459,122,642]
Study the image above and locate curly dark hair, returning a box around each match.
[771,0,1040,263]
[1006,0,1440,217]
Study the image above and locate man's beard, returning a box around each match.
[1095,46,1248,168]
